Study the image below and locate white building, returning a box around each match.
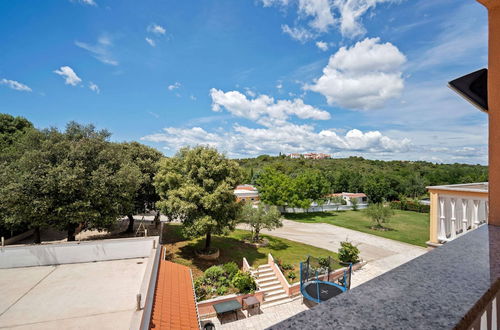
[328,192,368,206]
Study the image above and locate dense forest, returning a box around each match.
[237,155,488,202]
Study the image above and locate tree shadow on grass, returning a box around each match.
[262,235,289,251]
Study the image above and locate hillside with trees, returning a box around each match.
[238,155,487,205]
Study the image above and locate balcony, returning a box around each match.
[270,224,500,329]
[427,183,488,247]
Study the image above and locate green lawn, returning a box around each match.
[162,223,340,281]
[284,209,430,247]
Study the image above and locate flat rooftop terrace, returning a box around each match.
[0,258,147,329]
[0,237,158,330]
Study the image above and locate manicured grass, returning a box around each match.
[284,209,430,247]
[162,223,339,281]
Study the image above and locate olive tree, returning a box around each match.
[240,203,282,242]
[154,146,243,252]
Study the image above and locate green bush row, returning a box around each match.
[389,200,430,213]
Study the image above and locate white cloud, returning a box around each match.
[145,37,156,47]
[305,37,406,109]
[142,124,410,157]
[54,66,82,86]
[281,25,316,43]
[261,0,398,40]
[71,0,97,6]
[148,24,166,35]
[210,88,331,126]
[88,82,100,94]
[333,0,395,38]
[75,35,118,66]
[190,95,197,101]
[315,40,328,51]
[0,78,32,92]
[167,82,181,91]
[298,0,335,32]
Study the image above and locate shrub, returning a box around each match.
[194,278,207,301]
[317,257,331,270]
[223,262,239,279]
[281,263,294,271]
[216,286,228,296]
[287,271,296,280]
[204,265,225,283]
[231,271,257,294]
[217,276,230,286]
[338,241,360,264]
[390,200,430,213]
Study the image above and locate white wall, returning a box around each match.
[0,237,157,269]
[281,204,368,213]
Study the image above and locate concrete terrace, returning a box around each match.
[0,236,159,330]
[0,259,148,329]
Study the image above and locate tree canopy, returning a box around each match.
[154,146,243,252]
[240,203,282,242]
[0,119,150,243]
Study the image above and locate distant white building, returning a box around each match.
[328,192,368,206]
[234,184,260,203]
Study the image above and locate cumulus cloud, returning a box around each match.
[148,24,166,35]
[315,40,329,51]
[261,0,398,40]
[75,35,118,66]
[145,37,156,47]
[88,82,100,94]
[168,82,181,91]
[54,66,82,86]
[0,78,32,92]
[142,124,410,157]
[210,88,331,126]
[305,37,406,110]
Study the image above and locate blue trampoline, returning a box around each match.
[300,256,352,303]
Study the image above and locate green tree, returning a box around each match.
[0,113,33,154]
[365,203,394,229]
[154,146,243,252]
[240,203,282,242]
[119,142,163,233]
[364,176,390,204]
[351,198,359,211]
[0,123,143,242]
[255,167,292,207]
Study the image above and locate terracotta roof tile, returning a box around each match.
[150,259,199,330]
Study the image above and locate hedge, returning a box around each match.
[389,200,430,213]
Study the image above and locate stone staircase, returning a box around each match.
[251,264,292,307]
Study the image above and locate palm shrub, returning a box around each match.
[338,241,360,264]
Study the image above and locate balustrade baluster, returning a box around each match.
[439,197,446,241]
[450,198,456,239]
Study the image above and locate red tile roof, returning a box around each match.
[329,193,367,198]
[150,260,200,330]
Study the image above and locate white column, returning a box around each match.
[462,199,468,234]
[450,198,457,239]
[472,200,480,228]
[439,197,447,241]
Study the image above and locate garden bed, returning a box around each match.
[161,224,340,283]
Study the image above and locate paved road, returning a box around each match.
[238,220,427,287]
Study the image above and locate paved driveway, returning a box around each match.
[239,220,426,287]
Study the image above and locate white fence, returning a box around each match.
[280,203,368,213]
[0,236,158,268]
[437,195,488,243]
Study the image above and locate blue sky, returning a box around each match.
[0,0,489,164]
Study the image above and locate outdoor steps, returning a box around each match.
[250,263,291,306]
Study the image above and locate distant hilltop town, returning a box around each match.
[288,153,331,159]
